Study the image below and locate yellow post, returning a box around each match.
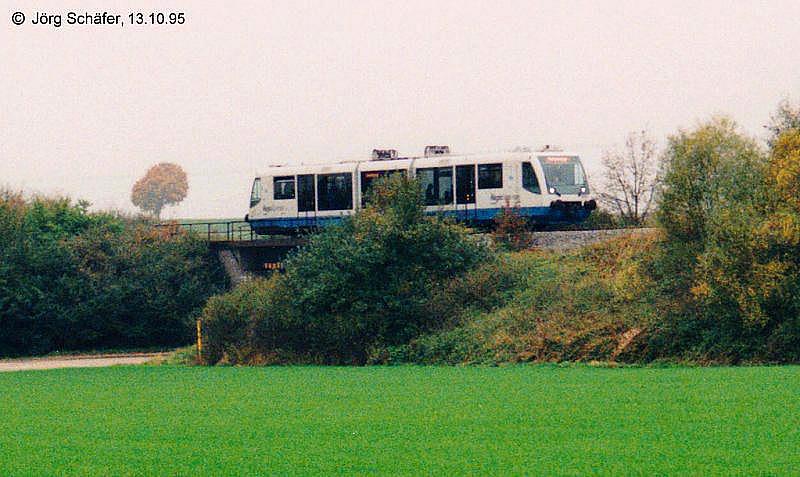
[196,319,203,362]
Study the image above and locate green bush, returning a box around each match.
[201,175,492,365]
[0,192,227,357]
[201,277,273,364]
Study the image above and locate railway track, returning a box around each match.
[473,227,655,250]
[521,227,656,250]
[157,219,654,250]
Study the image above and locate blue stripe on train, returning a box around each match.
[249,206,590,232]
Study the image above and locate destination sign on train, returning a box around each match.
[541,156,573,164]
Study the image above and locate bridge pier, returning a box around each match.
[216,249,249,285]
[210,238,306,284]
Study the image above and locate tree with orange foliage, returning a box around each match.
[131,163,188,221]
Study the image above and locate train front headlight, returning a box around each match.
[580,186,587,194]
[548,187,556,194]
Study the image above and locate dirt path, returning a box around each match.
[0,353,166,372]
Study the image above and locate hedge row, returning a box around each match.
[0,192,227,357]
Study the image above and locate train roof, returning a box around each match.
[254,149,581,178]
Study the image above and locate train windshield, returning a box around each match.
[249,178,261,208]
[538,156,588,194]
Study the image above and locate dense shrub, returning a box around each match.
[200,175,492,365]
[643,116,800,363]
[200,277,290,365]
[379,233,660,365]
[0,193,227,357]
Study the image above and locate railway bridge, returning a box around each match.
[157,220,653,285]
[155,221,303,284]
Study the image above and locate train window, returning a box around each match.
[317,173,353,211]
[478,163,503,189]
[360,170,406,207]
[417,167,453,206]
[522,162,541,194]
[273,176,295,200]
[250,178,262,208]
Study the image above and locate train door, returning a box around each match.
[456,164,476,222]
[297,174,316,226]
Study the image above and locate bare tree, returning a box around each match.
[765,99,800,146]
[600,130,660,225]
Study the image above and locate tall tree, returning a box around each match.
[131,163,188,220]
[599,130,660,225]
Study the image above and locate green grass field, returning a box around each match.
[1,365,798,476]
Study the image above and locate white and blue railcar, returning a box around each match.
[245,146,596,235]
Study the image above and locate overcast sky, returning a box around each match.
[2,0,799,218]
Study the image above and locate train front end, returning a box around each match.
[536,153,596,225]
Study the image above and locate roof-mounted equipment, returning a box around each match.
[424,145,450,156]
[371,149,398,161]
